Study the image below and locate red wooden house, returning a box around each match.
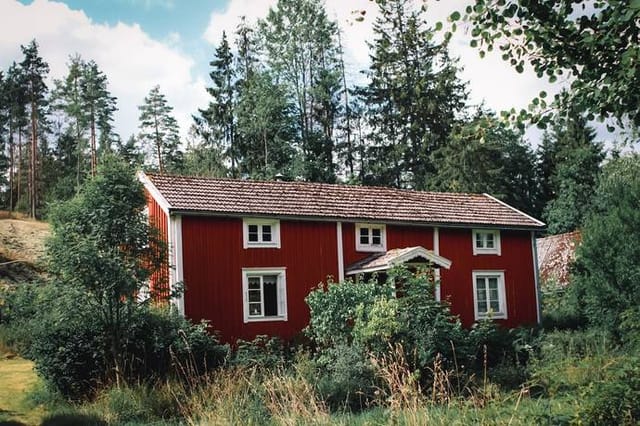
[140,172,545,343]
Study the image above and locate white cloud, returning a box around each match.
[203,0,562,141]
[0,0,207,141]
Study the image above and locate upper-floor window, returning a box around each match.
[472,229,501,255]
[356,223,386,252]
[242,267,287,322]
[472,271,507,320]
[243,219,280,248]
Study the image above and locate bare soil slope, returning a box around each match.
[0,216,50,287]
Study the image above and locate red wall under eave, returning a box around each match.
[341,222,434,267]
[181,216,339,343]
[439,228,538,328]
[146,190,169,299]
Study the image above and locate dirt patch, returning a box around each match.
[0,218,50,287]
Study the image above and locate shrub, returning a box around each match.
[578,359,640,425]
[305,275,394,347]
[232,335,288,370]
[314,343,376,411]
[3,280,228,399]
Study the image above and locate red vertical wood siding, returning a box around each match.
[341,223,434,268]
[146,190,169,300]
[181,216,339,343]
[439,228,538,328]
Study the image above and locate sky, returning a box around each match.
[0,0,563,146]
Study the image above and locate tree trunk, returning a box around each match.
[90,107,97,176]
[8,118,14,213]
[30,99,38,219]
[154,113,164,173]
[17,128,22,208]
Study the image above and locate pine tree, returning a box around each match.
[539,108,605,234]
[235,70,297,178]
[82,60,118,174]
[361,0,466,189]
[196,32,237,176]
[430,110,538,214]
[0,72,10,207]
[4,62,29,212]
[19,39,49,218]
[260,0,342,182]
[138,85,182,173]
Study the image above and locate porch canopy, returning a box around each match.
[345,246,452,276]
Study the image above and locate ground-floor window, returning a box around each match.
[472,270,507,320]
[242,267,287,322]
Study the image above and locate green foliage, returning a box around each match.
[260,0,342,182]
[138,85,183,173]
[314,343,376,411]
[305,276,394,347]
[459,1,640,128]
[361,0,467,189]
[1,157,229,399]
[571,154,640,340]
[3,281,227,400]
[539,109,604,234]
[431,110,539,216]
[306,266,532,404]
[540,286,586,331]
[578,361,640,425]
[529,329,617,396]
[232,335,288,370]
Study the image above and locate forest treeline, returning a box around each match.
[0,0,609,234]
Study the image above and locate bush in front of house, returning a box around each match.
[304,266,534,409]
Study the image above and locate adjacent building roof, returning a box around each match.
[536,231,581,287]
[346,246,452,275]
[140,172,545,229]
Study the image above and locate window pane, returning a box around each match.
[248,277,260,289]
[249,302,262,316]
[262,225,272,242]
[489,287,499,302]
[263,275,278,316]
[476,233,484,248]
[486,233,494,248]
[490,299,500,312]
[360,228,369,245]
[248,289,261,303]
[371,228,381,245]
[248,224,259,242]
[488,277,498,289]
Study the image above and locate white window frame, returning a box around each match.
[472,229,501,255]
[472,270,507,320]
[355,223,386,252]
[242,267,288,323]
[243,218,281,249]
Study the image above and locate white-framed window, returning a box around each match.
[243,218,280,248]
[355,223,386,252]
[472,271,507,320]
[472,229,501,255]
[242,267,288,322]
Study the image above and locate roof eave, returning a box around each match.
[167,208,546,230]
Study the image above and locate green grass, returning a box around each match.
[0,354,47,425]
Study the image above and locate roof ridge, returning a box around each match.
[144,172,488,199]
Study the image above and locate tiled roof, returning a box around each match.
[141,173,545,229]
[346,246,452,275]
[537,231,581,287]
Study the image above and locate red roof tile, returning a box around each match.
[141,173,544,229]
[537,231,581,287]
